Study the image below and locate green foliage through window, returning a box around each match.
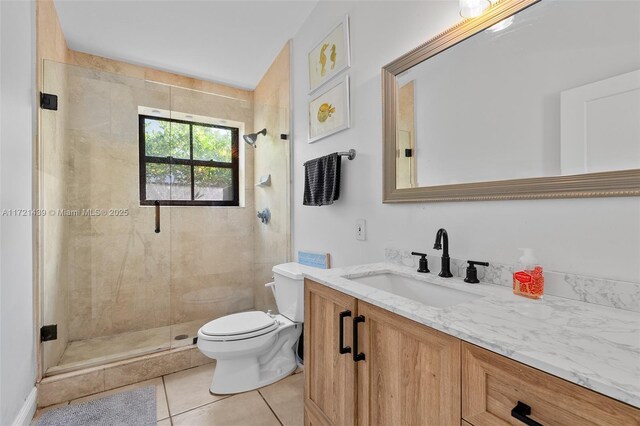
[140,115,239,206]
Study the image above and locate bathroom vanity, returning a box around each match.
[302,265,640,426]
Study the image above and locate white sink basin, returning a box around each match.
[348,273,483,309]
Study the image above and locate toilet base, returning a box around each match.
[210,361,297,395]
[201,318,302,395]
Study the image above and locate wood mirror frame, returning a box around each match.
[382,0,640,203]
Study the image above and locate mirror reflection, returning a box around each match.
[396,0,640,189]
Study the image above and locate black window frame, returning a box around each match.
[139,114,240,207]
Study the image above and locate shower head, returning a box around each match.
[243,128,267,148]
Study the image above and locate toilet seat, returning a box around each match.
[200,311,279,341]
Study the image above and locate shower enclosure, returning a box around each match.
[39,59,290,376]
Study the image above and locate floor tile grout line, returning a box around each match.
[161,375,173,425]
[163,360,215,378]
[258,389,284,426]
[161,362,218,419]
[168,394,234,419]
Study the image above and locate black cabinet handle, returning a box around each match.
[154,201,160,233]
[511,401,543,426]
[338,310,352,354]
[352,315,365,362]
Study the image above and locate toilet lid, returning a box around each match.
[200,311,278,338]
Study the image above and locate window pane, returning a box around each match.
[194,166,233,201]
[145,163,171,200]
[144,163,192,201]
[193,126,233,163]
[170,164,191,200]
[144,119,190,159]
[144,119,172,157]
[169,122,190,160]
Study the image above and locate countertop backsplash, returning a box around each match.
[384,247,640,313]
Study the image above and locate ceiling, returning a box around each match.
[54,0,318,90]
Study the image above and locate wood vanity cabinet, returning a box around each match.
[304,279,358,426]
[356,301,461,425]
[304,279,461,426]
[462,343,640,426]
[304,279,640,426]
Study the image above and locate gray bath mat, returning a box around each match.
[36,386,156,426]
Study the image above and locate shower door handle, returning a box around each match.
[154,201,160,233]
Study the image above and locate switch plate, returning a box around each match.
[355,219,366,241]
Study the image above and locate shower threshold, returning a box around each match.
[46,319,206,376]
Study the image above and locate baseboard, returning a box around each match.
[12,387,37,426]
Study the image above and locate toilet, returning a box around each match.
[197,262,312,394]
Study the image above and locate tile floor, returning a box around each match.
[33,363,304,426]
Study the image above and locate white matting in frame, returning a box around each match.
[308,75,350,143]
[308,15,350,94]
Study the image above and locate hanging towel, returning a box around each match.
[303,153,341,206]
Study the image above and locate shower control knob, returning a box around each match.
[257,208,271,224]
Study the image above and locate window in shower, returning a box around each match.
[139,115,240,206]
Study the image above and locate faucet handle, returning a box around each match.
[464,260,490,283]
[411,252,430,273]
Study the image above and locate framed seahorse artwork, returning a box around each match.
[308,15,350,94]
[308,75,350,143]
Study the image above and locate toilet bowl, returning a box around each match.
[197,262,313,394]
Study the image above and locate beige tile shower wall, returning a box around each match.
[64,66,174,341]
[252,42,292,312]
[60,65,255,341]
[41,62,70,372]
[67,50,252,103]
[36,0,69,64]
[168,87,255,326]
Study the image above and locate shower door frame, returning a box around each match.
[36,59,177,378]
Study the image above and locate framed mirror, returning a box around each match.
[382,0,640,202]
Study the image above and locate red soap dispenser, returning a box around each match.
[513,248,544,299]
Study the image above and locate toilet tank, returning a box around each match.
[271,263,316,322]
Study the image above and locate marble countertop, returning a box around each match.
[302,262,640,408]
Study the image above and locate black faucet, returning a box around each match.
[433,228,453,277]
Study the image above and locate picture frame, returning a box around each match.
[307,15,350,93]
[308,75,350,143]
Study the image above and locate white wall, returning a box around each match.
[291,0,640,283]
[0,0,37,424]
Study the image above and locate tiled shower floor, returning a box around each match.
[47,319,206,375]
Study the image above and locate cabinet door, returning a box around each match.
[304,279,357,426]
[357,301,461,426]
[462,343,640,426]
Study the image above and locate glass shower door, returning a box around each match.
[166,86,256,346]
[40,61,173,376]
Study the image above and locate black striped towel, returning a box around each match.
[303,153,341,206]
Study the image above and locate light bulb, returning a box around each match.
[459,0,491,18]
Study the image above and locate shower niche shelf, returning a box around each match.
[256,175,271,187]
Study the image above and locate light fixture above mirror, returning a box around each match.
[459,0,491,18]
